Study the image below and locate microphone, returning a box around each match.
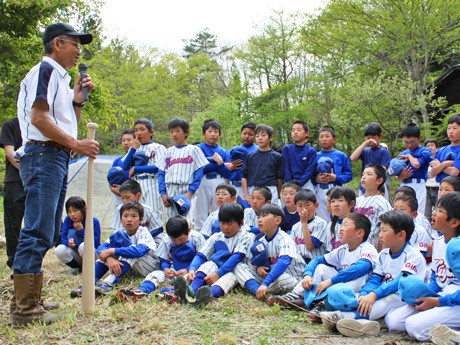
[78,63,89,101]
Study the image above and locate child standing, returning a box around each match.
[425,138,440,220]
[282,120,317,191]
[195,119,233,232]
[280,182,301,233]
[158,118,209,221]
[200,183,237,239]
[385,192,460,342]
[120,119,166,219]
[115,215,205,301]
[393,123,431,214]
[320,210,427,336]
[430,114,460,183]
[229,122,258,200]
[314,126,353,221]
[70,202,157,297]
[350,122,391,200]
[242,124,284,206]
[107,129,134,208]
[175,203,253,306]
[354,164,392,248]
[243,186,272,235]
[235,204,306,300]
[54,196,101,273]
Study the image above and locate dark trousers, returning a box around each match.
[4,181,26,268]
[424,186,439,222]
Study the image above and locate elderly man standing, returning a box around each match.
[13,22,99,326]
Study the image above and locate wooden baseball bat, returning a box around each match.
[82,122,98,314]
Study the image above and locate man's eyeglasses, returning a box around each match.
[60,38,82,50]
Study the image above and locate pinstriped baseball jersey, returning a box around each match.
[290,216,328,261]
[410,224,431,253]
[199,229,252,263]
[133,142,166,214]
[325,220,344,251]
[200,210,219,238]
[324,242,378,272]
[244,208,258,227]
[258,229,305,278]
[110,203,163,233]
[431,236,460,289]
[355,195,393,246]
[374,244,427,283]
[157,144,208,185]
[155,229,205,265]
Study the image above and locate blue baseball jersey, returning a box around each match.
[434,144,460,182]
[282,143,317,186]
[398,146,431,181]
[314,149,353,186]
[242,149,284,187]
[229,143,258,183]
[197,142,231,179]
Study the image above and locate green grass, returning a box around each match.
[0,212,418,345]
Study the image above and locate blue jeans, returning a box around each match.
[14,143,69,274]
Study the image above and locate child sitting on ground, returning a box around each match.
[54,196,101,273]
[385,192,460,342]
[280,182,301,233]
[174,203,253,306]
[289,189,328,264]
[200,183,237,239]
[354,163,392,248]
[319,210,427,337]
[235,204,306,300]
[243,186,272,235]
[268,213,377,317]
[115,215,205,302]
[70,202,157,297]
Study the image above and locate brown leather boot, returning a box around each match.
[12,273,62,326]
[9,274,59,313]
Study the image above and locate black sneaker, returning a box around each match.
[267,292,305,308]
[70,285,82,298]
[189,286,211,307]
[174,276,194,304]
[307,299,326,323]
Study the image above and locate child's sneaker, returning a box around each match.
[163,290,179,304]
[267,292,305,308]
[189,286,211,307]
[70,285,82,298]
[336,319,380,337]
[319,311,344,331]
[430,324,460,345]
[174,276,194,304]
[95,282,114,296]
[307,299,326,323]
[115,288,147,302]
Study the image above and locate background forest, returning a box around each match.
[1,0,460,158]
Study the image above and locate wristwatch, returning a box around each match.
[72,100,85,108]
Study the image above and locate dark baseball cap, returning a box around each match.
[43,22,93,45]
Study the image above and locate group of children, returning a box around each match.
[54,114,460,343]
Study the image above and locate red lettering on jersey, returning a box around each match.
[165,155,194,169]
[435,258,456,283]
[355,206,375,217]
[404,262,418,273]
[419,242,428,249]
[360,252,372,260]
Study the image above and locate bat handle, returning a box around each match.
[87,122,98,140]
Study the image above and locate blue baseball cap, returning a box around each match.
[133,151,150,166]
[388,158,407,176]
[107,166,129,185]
[446,237,460,279]
[316,157,334,174]
[230,146,247,161]
[304,283,329,308]
[398,274,438,306]
[167,194,191,216]
[250,241,270,268]
[324,283,359,311]
[108,231,132,248]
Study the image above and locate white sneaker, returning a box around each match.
[319,311,344,331]
[336,318,380,337]
[430,324,460,345]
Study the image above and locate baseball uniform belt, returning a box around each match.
[26,140,71,154]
